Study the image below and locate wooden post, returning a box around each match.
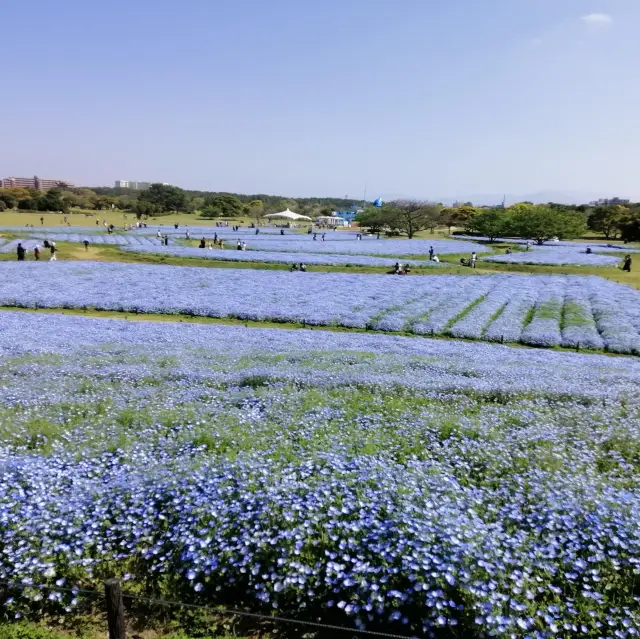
[104,579,126,639]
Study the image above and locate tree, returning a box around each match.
[355,207,388,233]
[510,205,586,244]
[200,194,244,219]
[465,207,511,241]
[246,199,264,223]
[0,200,6,213]
[0,192,18,209]
[587,205,626,239]
[619,207,640,242]
[186,197,205,213]
[37,188,69,212]
[440,206,476,234]
[386,200,442,239]
[18,198,39,210]
[94,197,119,211]
[199,204,223,219]
[131,201,159,219]
[138,183,188,213]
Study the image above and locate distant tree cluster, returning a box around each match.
[356,201,474,239]
[3,183,640,242]
[356,199,640,243]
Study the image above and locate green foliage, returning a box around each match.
[131,200,160,218]
[35,188,69,213]
[619,207,640,242]
[509,204,586,244]
[357,201,441,238]
[386,200,442,238]
[440,205,476,233]
[199,194,244,219]
[0,200,6,212]
[587,205,626,239]
[0,192,18,209]
[355,206,387,233]
[0,623,69,639]
[466,207,511,241]
[138,183,188,213]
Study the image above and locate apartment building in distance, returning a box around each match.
[115,180,153,190]
[1,175,74,190]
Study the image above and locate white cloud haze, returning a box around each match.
[581,13,613,26]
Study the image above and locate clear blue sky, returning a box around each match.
[3,0,639,202]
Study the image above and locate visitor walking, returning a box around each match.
[241,241,247,251]
[40,216,44,225]
[470,252,477,268]
[34,245,40,261]
[623,254,632,272]
[186,230,190,241]
[16,243,25,261]
[49,242,57,261]
[83,238,90,251]
[429,246,434,260]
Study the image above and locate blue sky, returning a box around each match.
[2,0,639,202]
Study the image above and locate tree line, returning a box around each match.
[2,183,640,242]
[0,183,359,221]
[356,200,640,242]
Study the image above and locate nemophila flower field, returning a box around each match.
[119,244,444,267]
[484,248,621,267]
[1,262,640,354]
[1,311,640,637]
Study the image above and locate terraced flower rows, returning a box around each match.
[1,262,639,353]
[1,311,640,637]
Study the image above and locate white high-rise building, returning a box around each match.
[115,180,153,190]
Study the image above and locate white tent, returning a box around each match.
[263,209,312,221]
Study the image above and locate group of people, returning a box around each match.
[427,246,441,263]
[16,241,57,261]
[459,252,478,268]
[198,236,225,249]
[290,262,307,272]
[390,262,411,275]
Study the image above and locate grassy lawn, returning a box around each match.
[0,210,311,230]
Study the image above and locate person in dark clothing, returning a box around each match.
[34,245,40,261]
[280,229,285,235]
[199,238,206,248]
[40,216,44,225]
[623,255,632,272]
[83,239,90,251]
[16,243,26,261]
[43,239,50,249]
[255,228,260,235]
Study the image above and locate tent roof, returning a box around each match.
[263,209,312,221]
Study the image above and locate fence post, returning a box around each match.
[104,579,126,639]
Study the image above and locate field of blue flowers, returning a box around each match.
[1,262,640,354]
[1,310,640,637]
